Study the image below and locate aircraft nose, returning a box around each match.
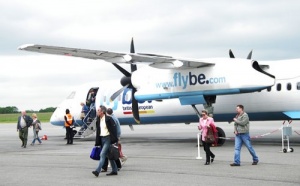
[50,107,64,126]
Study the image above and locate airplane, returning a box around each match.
[18,39,300,146]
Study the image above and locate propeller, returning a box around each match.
[229,49,253,59]
[110,38,140,123]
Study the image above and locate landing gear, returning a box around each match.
[191,95,226,146]
[216,127,226,146]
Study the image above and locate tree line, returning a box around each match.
[0,106,56,114]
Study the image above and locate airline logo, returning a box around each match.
[122,88,155,115]
[156,72,226,89]
[99,88,155,115]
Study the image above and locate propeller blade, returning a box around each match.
[130,38,137,72]
[229,49,235,58]
[110,84,129,102]
[247,50,253,60]
[131,89,140,124]
[130,38,135,53]
[112,63,131,77]
[131,64,137,72]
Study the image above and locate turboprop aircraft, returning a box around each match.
[18,39,300,145]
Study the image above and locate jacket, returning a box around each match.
[233,112,249,134]
[17,115,33,130]
[95,115,118,147]
[198,117,218,144]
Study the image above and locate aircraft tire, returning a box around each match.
[290,148,294,152]
[216,127,226,146]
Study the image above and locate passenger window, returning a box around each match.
[287,83,292,91]
[277,83,281,91]
[297,82,300,90]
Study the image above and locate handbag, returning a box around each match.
[80,112,85,119]
[90,147,101,160]
[205,128,215,143]
[107,143,120,160]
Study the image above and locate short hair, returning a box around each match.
[236,105,244,110]
[107,108,113,115]
[66,109,70,114]
[99,105,107,114]
[32,113,37,118]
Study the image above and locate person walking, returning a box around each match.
[230,104,259,166]
[198,109,217,165]
[64,109,74,145]
[101,108,124,172]
[30,113,42,145]
[17,111,33,148]
[92,105,118,177]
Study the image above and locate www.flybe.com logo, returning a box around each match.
[156,72,226,89]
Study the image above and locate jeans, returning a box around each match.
[31,130,42,144]
[95,136,117,173]
[234,133,259,164]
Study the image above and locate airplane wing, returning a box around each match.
[18,44,215,69]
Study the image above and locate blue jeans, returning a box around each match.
[234,133,258,164]
[31,130,42,144]
[95,136,117,173]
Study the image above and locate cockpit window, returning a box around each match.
[66,91,76,99]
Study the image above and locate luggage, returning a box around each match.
[107,143,120,160]
[90,147,101,160]
[205,128,215,143]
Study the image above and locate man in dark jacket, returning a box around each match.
[17,111,33,148]
[92,105,118,177]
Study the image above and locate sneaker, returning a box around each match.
[252,161,258,165]
[230,163,240,166]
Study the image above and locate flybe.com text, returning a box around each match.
[156,72,226,89]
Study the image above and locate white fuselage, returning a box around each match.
[50,58,300,126]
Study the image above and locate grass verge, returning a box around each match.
[0,112,52,123]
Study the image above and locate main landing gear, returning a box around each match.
[191,96,226,146]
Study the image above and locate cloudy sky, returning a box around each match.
[1,0,300,111]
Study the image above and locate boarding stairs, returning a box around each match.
[74,107,97,138]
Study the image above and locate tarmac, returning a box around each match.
[0,121,300,186]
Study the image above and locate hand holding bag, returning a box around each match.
[90,146,101,160]
[107,143,120,160]
[205,127,215,143]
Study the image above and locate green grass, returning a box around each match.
[0,112,53,123]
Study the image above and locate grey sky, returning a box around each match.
[1,0,300,111]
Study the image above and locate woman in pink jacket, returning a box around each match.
[198,110,217,165]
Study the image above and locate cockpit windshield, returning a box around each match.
[66,91,76,99]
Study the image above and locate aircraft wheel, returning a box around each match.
[283,148,287,153]
[216,127,226,146]
[290,148,294,152]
